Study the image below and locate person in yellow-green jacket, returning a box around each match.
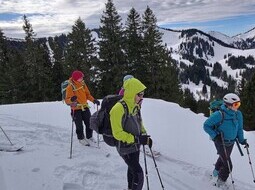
[110,77,153,190]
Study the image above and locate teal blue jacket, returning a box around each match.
[203,104,245,143]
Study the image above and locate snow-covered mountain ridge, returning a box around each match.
[159,27,255,100]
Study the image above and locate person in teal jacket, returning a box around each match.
[110,77,152,190]
[203,93,248,187]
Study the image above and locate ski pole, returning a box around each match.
[220,132,235,190]
[235,139,244,156]
[143,145,150,190]
[0,125,14,145]
[245,145,255,183]
[96,105,100,148]
[149,147,164,190]
[70,109,75,159]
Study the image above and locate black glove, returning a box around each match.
[70,96,78,107]
[240,139,249,148]
[213,134,221,142]
[93,99,100,106]
[71,96,77,102]
[135,135,152,148]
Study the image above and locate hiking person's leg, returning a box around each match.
[127,167,133,190]
[82,108,93,139]
[219,144,234,181]
[216,142,234,181]
[122,151,144,190]
[73,110,85,140]
[215,156,223,173]
[214,140,224,174]
[122,154,134,189]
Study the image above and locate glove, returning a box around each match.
[213,135,221,142]
[70,96,78,108]
[240,139,249,148]
[93,99,100,106]
[70,102,77,108]
[135,135,152,148]
[70,96,77,102]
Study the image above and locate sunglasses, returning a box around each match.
[232,101,241,109]
[137,91,144,97]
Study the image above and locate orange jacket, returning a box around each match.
[65,78,95,110]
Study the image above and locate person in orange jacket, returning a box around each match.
[65,70,100,146]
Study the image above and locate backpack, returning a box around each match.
[209,99,223,113]
[90,94,128,146]
[61,80,76,102]
[209,99,225,128]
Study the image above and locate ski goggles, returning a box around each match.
[137,91,145,97]
[232,101,241,109]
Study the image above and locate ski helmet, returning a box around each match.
[223,93,240,104]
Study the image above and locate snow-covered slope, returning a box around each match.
[235,27,255,40]
[159,27,255,100]
[208,31,241,45]
[0,99,255,190]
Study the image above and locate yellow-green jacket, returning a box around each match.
[110,78,146,155]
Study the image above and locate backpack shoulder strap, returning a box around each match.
[215,109,225,128]
[69,80,76,91]
[119,100,128,117]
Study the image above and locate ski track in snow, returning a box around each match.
[0,113,254,190]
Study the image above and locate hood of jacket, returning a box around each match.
[220,104,237,118]
[123,78,146,112]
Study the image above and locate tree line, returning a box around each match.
[0,0,182,105]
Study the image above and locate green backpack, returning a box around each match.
[209,99,223,113]
[61,80,76,102]
[209,99,225,127]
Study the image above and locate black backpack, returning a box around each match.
[90,94,128,146]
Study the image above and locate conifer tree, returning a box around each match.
[0,29,9,103]
[0,29,28,103]
[48,35,68,100]
[97,0,126,95]
[124,8,144,76]
[142,6,163,97]
[22,15,52,102]
[240,74,255,130]
[65,17,97,87]
[141,6,182,101]
[181,88,197,113]
[157,45,182,102]
[7,49,27,103]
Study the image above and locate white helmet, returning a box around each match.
[223,93,240,104]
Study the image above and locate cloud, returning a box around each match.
[0,0,255,38]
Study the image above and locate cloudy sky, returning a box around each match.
[1,0,255,38]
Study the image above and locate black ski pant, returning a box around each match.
[214,140,234,181]
[71,108,92,140]
[121,151,144,190]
